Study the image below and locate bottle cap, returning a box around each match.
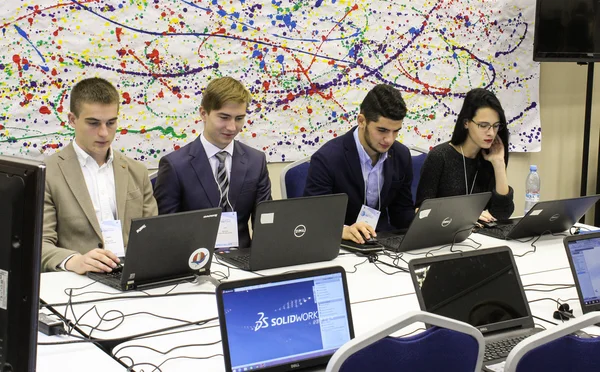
[530,165,537,171]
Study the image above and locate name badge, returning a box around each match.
[100,220,125,257]
[215,212,239,248]
[356,205,381,229]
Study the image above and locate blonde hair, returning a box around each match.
[69,77,120,117]
[201,77,251,113]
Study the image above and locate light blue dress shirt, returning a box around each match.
[353,128,387,209]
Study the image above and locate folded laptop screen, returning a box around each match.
[220,272,352,371]
[566,235,600,306]
[412,250,529,328]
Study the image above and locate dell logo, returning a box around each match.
[290,363,300,368]
[203,214,218,218]
[479,327,488,332]
[549,214,560,222]
[136,225,146,233]
[294,225,306,238]
[441,217,452,227]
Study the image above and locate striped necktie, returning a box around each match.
[215,151,230,211]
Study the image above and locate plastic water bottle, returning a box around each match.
[524,165,540,215]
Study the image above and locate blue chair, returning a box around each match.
[504,312,600,372]
[326,311,484,372]
[149,170,158,189]
[409,146,429,204]
[280,157,310,198]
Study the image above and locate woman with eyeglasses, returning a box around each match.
[415,88,514,222]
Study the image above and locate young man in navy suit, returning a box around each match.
[304,84,414,244]
[154,77,271,248]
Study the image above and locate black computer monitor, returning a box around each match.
[0,155,45,372]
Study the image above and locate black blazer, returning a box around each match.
[304,127,414,231]
[154,136,272,248]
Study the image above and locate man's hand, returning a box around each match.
[343,221,376,244]
[65,249,120,275]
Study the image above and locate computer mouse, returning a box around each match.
[363,237,379,246]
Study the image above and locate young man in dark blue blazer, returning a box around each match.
[154,77,271,248]
[304,84,414,244]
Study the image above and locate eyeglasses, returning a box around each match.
[470,120,504,131]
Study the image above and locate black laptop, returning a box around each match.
[563,231,600,315]
[216,266,354,372]
[217,194,347,271]
[341,192,491,253]
[477,195,600,240]
[87,208,221,291]
[409,246,543,365]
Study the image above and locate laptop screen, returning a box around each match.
[219,270,353,371]
[565,234,600,308]
[411,249,530,332]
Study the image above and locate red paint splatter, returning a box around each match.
[38,105,50,114]
[286,92,294,101]
[307,108,313,114]
[174,145,181,150]
[116,27,123,42]
[147,49,160,64]
[262,81,270,91]
[120,129,128,135]
[122,92,131,104]
[252,133,257,138]
[0,124,4,130]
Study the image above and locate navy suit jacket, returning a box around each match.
[154,137,272,248]
[304,127,414,231]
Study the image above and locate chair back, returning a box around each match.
[326,311,484,372]
[505,312,600,372]
[280,157,310,198]
[149,170,158,189]
[409,146,429,203]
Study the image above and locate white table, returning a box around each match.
[37,229,594,371]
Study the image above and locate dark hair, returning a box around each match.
[450,88,510,166]
[69,77,120,117]
[360,84,407,123]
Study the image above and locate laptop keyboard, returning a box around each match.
[220,253,251,269]
[484,335,530,362]
[478,224,513,239]
[376,235,405,251]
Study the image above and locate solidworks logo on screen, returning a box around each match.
[253,311,319,331]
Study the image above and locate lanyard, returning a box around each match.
[460,145,478,195]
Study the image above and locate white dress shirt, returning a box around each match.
[73,141,117,223]
[200,132,234,182]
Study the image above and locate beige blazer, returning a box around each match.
[42,143,158,271]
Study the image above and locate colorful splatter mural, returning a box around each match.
[0,0,539,166]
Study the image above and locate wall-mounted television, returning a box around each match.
[534,0,600,62]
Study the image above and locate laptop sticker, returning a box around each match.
[260,212,275,224]
[530,209,542,216]
[189,248,210,270]
[419,209,431,219]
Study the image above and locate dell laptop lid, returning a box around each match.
[216,266,354,372]
[112,208,221,290]
[232,194,347,271]
[480,195,600,239]
[409,246,536,337]
[563,231,600,314]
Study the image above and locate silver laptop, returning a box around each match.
[563,231,600,315]
[477,195,600,240]
[409,246,542,365]
[217,194,347,271]
[87,208,221,291]
[216,266,354,372]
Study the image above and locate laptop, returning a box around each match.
[87,208,221,291]
[476,195,600,240]
[341,192,492,253]
[563,231,600,315]
[217,194,347,271]
[216,266,354,372]
[409,246,542,365]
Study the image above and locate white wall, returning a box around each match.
[267,62,600,224]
